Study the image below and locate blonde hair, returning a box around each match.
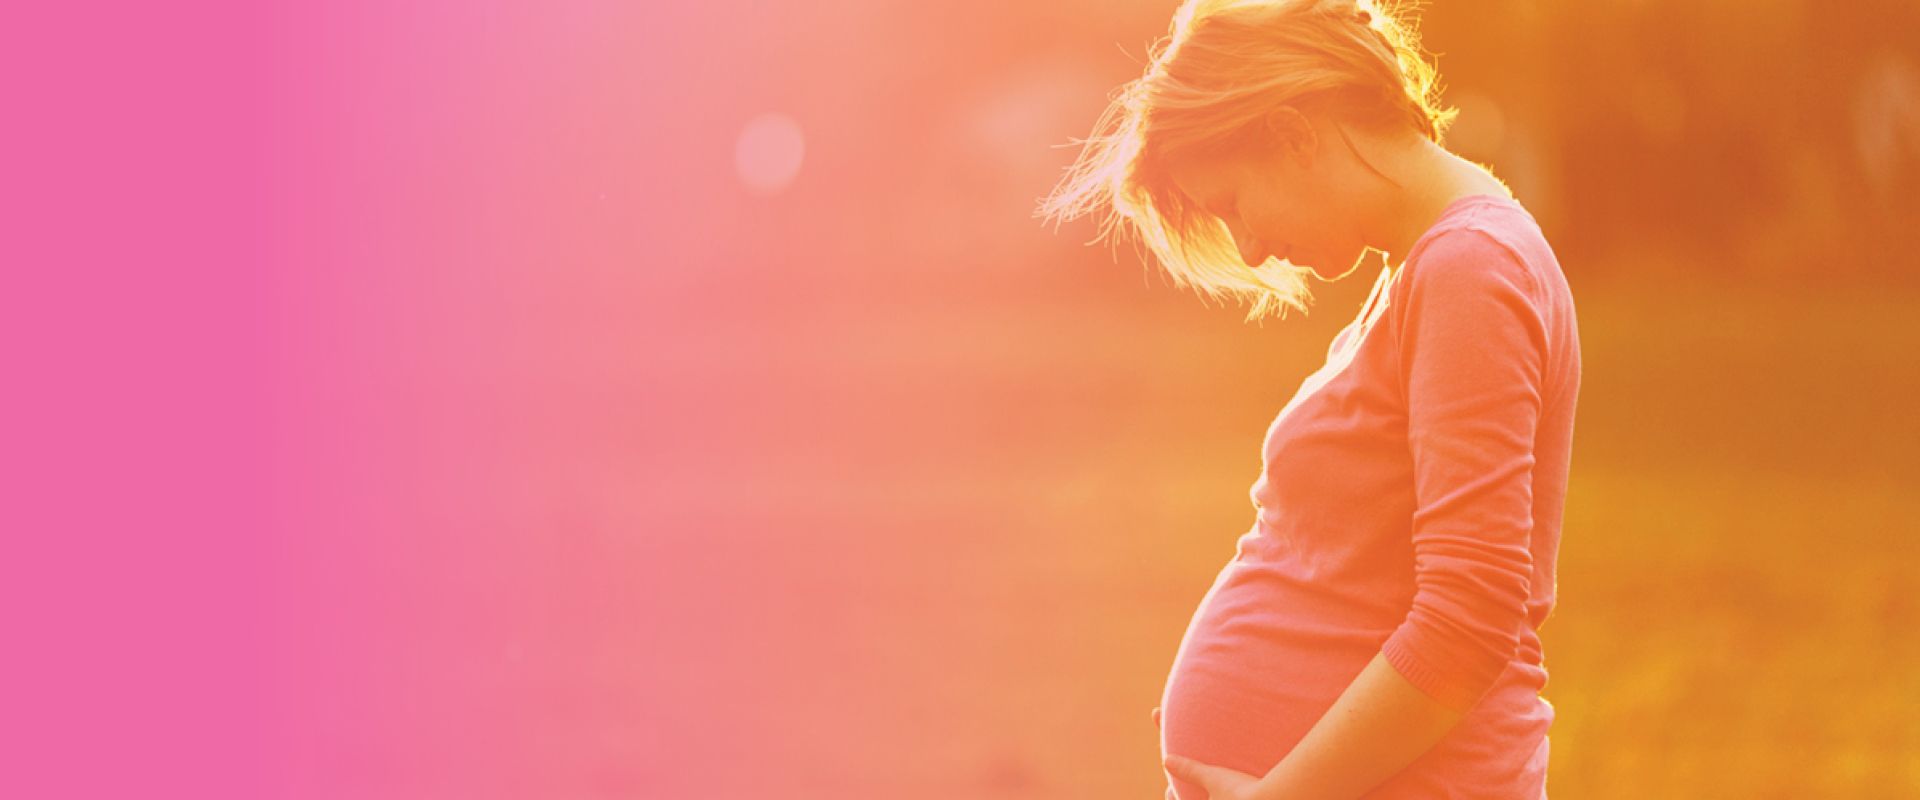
[1037,0,1458,322]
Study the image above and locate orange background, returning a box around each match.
[11,2,1913,798]
[268,2,1919,797]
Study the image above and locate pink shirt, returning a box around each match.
[1159,194,1582,799]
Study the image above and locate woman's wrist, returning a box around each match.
[1252,761,1315,800]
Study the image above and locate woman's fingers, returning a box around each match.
[1152,706,1161,729]
[1162,753,1229,790]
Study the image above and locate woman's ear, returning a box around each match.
[1260,105,1318,167]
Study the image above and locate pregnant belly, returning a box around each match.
[1158,556,1394,799]
[1157,555,1554,799]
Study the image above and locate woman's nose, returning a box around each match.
[1223,217,1267,267]
[1234,234,1269,268]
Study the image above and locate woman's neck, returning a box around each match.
[1375,139,1510,263]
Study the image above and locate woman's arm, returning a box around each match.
[1253,230,1547,799]
[1252,652,1464,800]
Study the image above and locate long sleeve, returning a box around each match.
[1378,228,1547,714]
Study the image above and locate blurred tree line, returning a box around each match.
[1005,0,1920,286]
[1422,0,1919,283]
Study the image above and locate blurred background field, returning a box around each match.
[263,1,1920,798]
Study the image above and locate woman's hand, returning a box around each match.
[1155,706,1275,800]
[1162,752,1270,800]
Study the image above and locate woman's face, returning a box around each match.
[1163,114,1373,280]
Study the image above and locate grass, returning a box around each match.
[630,263,1920,798]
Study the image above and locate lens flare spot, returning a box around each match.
[734,112,805,196]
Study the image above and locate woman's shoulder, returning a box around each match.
[1388,194,1581,384]
[1399,195,1566,308]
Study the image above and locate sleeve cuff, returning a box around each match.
[1380,626,1501,714]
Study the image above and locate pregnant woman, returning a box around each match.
[1038,2,1581,798]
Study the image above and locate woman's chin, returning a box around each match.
[1301,250,1370,281]
[1276,249,1352,281]
[1293,256,1338,280]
